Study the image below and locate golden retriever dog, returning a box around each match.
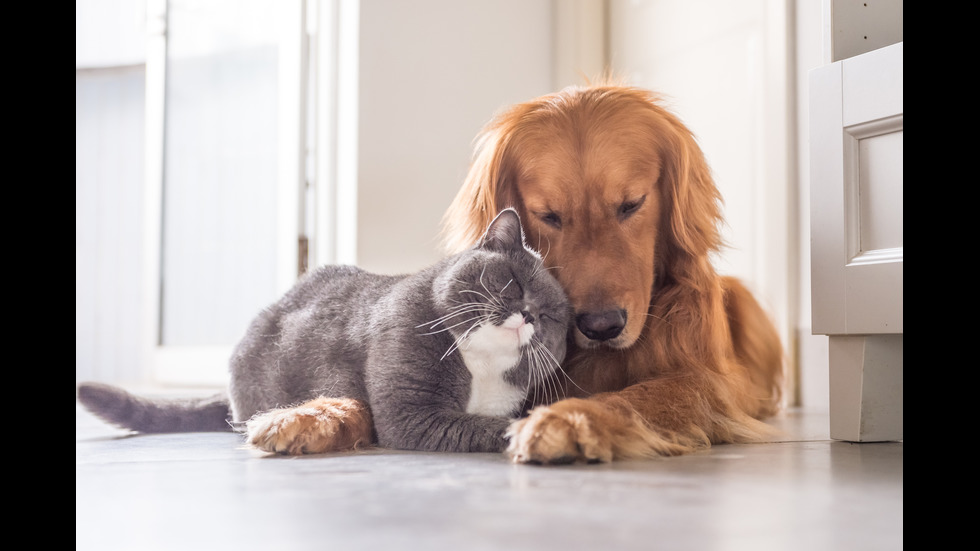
[443,84,784,464]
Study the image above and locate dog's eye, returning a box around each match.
[618,196,646,221]
[539,212,562,229]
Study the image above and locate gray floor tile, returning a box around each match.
[76,402,902,551]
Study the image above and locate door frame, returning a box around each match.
[141,0,307,386]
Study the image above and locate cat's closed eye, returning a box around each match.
[498,277,523,301]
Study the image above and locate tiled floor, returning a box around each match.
[76,397,902,551]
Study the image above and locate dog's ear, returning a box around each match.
[650,102,724,271]
[442,108,524,254]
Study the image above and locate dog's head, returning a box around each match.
[444,85,723,350]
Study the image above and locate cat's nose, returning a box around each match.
[575,309,626,341]
[521,310,534,324]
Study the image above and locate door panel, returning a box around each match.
[811,43,903,336]
[810,42,903,442]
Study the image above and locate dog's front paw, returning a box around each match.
[505,398,690,464]
[245,397,372,455]
[505,399,614,464]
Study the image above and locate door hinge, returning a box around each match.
[298,235,309,276]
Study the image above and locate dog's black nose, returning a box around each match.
[575,309,626,341]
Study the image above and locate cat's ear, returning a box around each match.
[479,208,526,253]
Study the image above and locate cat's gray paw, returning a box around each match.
[245,397,373,455]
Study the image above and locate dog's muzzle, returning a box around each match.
[575,309,627,342]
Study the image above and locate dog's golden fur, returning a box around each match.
[444,84,784,463]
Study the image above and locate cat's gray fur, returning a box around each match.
[77,208,569,453]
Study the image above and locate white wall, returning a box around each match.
[793,0,830,410]
[353,0,555,275]
[607,0,796,401]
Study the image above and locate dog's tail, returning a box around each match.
[721,276,785,419]
[77,382,233,433]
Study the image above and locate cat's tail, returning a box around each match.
[77,382,233,433]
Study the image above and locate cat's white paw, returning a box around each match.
[245,397,373,455]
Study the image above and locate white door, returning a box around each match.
[143,0,305,386]
[810,42,903,441]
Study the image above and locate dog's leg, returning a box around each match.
[506,372,780,464]
[245,397,373,455]
[505,394,696,464]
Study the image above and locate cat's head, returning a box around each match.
[430,208,570,378]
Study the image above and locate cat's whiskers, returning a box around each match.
[457,288,497,308]
[523,350,539,407]
[440,315,490,361]
[420,314,488,337]
[519,333,567,408]
[553,361,587,397]
[531,333,588,404]
[477,264,506,309]
[423,304,484,323]
[415,298,499,361]
[529,236,565,280]
[541,347,566,404]
[534,233,552,263]
[526,341,553,407]
[499,278,514,297]
[532,264,564,278]
[529,258,564,288]
[416,303,491,334]
[518,339,537,407]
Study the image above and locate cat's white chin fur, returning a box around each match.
[459,313,531,417]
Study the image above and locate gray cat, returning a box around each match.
[77,208,570,454]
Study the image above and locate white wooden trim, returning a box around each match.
[334,0,359,266]
[151,346,234,387]
[760,0,794,397]
[142,0,166,385]
[311,0,359,269]
[277,0,306,292]
[843,114,903,265]
[311,0,338,267]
